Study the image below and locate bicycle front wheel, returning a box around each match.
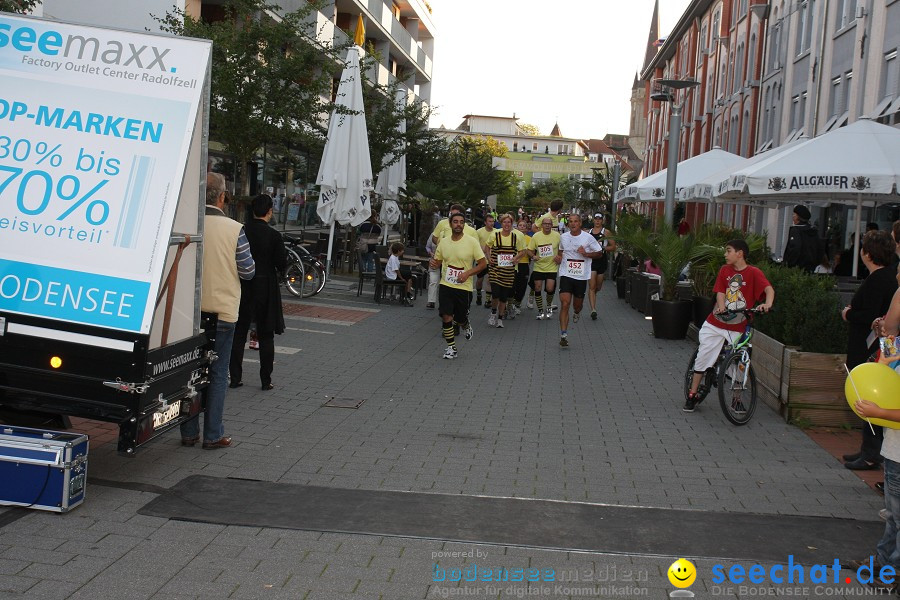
[284,261,305,297]
[717,351,757,425]
[300,259,326,297]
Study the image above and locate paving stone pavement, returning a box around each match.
[0,278,886,599]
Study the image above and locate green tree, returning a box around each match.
[155,0,347,196]
[0,0,40,12]
[361,77,435,177]
[442,135,514,208]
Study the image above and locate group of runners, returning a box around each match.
[427,201,615,358]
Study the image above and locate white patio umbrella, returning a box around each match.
[679,139,808,203]
[713,119,900,275]
[375,89,408,245]
[316,17,373,275]
[615,148,743,204]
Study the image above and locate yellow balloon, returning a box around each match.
[845,362,900,429]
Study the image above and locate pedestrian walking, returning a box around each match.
[181,172,255,449]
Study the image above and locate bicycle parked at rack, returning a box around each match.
[282,233,326,298]
[683,307,765,425]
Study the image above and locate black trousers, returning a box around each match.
[514,264,529,302]
[230,318,275,387]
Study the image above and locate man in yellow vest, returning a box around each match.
[181,172,256,450]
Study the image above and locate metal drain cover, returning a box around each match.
[322,397,365,409]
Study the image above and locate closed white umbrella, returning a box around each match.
[713,119,900,275]
[615,148,743,204]
[316,16,373,275]
[375,89,408,245]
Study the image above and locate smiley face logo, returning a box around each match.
[668,558,696,588]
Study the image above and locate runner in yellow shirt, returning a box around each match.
[431,213,487,359]
[528,216,562,320]
[426,204,477,309]
[485,214,528,328]
[474,214,495,307]
[531,199,563,233]
[510,219,532,318]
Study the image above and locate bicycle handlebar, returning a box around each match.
[716,306,772,322]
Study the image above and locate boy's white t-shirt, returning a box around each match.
[385,254,400,280]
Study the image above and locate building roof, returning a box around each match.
[584,139,637,173]
[640,0,712,81]
[549,122,562,137]
[641,0,660,76]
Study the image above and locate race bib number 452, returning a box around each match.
[565,259,585,277]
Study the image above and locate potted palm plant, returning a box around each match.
[630,226,716,339]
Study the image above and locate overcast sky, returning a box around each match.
[427,0,692,139]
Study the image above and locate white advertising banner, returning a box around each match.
[0,14,211,334]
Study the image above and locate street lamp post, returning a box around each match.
[655,78,700,227]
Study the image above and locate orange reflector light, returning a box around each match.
[50,356,62,369]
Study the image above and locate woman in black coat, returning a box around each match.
[842,231,898,469]
[230,194,287,390]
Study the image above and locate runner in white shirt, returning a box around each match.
[554,214,603,347]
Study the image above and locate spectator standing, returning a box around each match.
[842,231,898,470]
[783,205,824,272]
[229,194,286,392]
[181,173,255,449]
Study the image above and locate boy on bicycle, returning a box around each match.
[684,239,774,412]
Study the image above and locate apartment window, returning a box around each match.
[735,43,745,91]
[741,109,751,155]
[843,71,853,112]
[748,34,757,82]
[532,172,550,183]
[881,51,899,100]
[557,144,569,155]
[838,0,858,29]
[741,0,748,17]
[532,142,538,152]
[795,1,810,55]
[800,92,808,131]
[699,23,709,56]
[762,87,771,141]
[829,76,842,117]
[791,94,801,129]
[391,2,401,19]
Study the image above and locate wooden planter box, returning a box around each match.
[751,332,853,427]
[780,347,853,427]
[751,331,786,417]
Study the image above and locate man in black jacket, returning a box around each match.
[783,205,823,272]
[229,194,287,391]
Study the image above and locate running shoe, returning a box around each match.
[426,302,435,309]
[496,318,504,328]
[526,296,535,309]
[573,312,580,323]
[591,311,597,321]
[488,314,497,327]
[683,393,698,413]
[536,311,547,320]
[464,323,474,340]
[442,346,458,360]
[549,304,558,313]
[559,335,568,347]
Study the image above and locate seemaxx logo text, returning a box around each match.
[0,19,176,72]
